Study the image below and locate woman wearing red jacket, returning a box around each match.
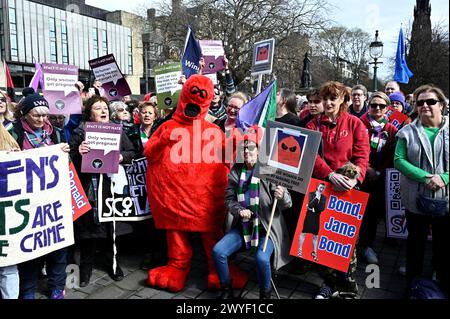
[306,81,370,299]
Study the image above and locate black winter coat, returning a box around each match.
[69,122,138,239]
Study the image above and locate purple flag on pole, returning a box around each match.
[236,80,277,130]
[29,58,44,91]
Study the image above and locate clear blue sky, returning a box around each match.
[87,0,449,80]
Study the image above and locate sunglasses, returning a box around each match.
[370,103,387,109]
[244,145,257,151]
[0,98,6,103]
[416,99,439,107]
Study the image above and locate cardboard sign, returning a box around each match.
[99,158,151,222]
[89,54,131,101]
[386,107,409,129]
[290,178,369,272]
[69,162,91,222]
[154,62,183,109]
[385,168,408,239]
[199,40,225,74]
[256,120,321,194]
[251,38,275,75]
[81,122,122,174]
[0,146,74,267]
[42,63,81,115]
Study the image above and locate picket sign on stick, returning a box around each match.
[262,198,278,252]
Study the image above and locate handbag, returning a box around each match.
[416,194,448,216]
[416,129,448,217]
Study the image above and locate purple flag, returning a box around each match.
[29,59,44,91]
[236,80,277,130]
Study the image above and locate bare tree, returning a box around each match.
[312,26,371,86]
[147,0,330,87]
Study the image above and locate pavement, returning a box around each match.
[33,221,434,300]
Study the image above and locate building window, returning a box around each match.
[61,20,69,64]
[92,27,99,58]
[9,5,18,59]
[49,17,57,62]
[102,30,107,55]
[127,34,133,74]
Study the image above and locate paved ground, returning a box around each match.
[34,221,434,300]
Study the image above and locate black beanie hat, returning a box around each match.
[21,87,49,115]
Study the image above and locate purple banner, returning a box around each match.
[42,63,82,115]
[81,122,122,174]
[89,54,131,101]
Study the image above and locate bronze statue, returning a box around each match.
[301,52,312,88]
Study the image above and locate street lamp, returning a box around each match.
[369,30,383,91]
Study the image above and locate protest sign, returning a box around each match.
[290,178,369,272]
[385,168,408,239]
[42,63,81,115]
[99,158,151,222]
[256,120,321,194]
[89,54,131,101]
[81,122,122,174]
[251,38,275,75]
[199,40,225,74]
[69,162,91,222]
[386,107,409,129]
[155,62,183,109]
[0,145,74,267]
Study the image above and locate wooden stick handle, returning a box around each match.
[263,198,278,252]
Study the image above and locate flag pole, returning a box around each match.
[262,198,277,252]
[256,74,263,95]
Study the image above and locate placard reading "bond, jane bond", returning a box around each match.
[256,120,321,194]
[290,179,369,273]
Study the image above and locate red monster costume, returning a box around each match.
[144,74,247,292]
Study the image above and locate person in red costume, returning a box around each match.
[144,74,247,292]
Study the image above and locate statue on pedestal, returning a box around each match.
[301,52,312,88]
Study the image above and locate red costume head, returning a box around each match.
[173,74,214,124]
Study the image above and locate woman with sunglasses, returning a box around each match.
[213,131,292,299]
[394,84,449,295]
[306,81,370,299]
[359,92,398,265]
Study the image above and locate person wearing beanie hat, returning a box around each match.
[389,92,406,114]
[8,88,70,299]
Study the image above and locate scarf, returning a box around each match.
[208,102,227,122]
[21,118,54,150]
[368,114,389,153]
[238,165,261,251]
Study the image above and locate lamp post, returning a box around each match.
[369,30,383,91]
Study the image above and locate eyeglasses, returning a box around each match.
[370,103,387,109]
[416,99,439,107]
[0,98,6,103]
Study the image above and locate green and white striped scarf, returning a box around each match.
[238,166,261,250]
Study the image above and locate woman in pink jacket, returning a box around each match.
[306,81,370,299]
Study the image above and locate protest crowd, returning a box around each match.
[0,33,448,302]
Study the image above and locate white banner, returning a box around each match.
[0,145,74,267]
